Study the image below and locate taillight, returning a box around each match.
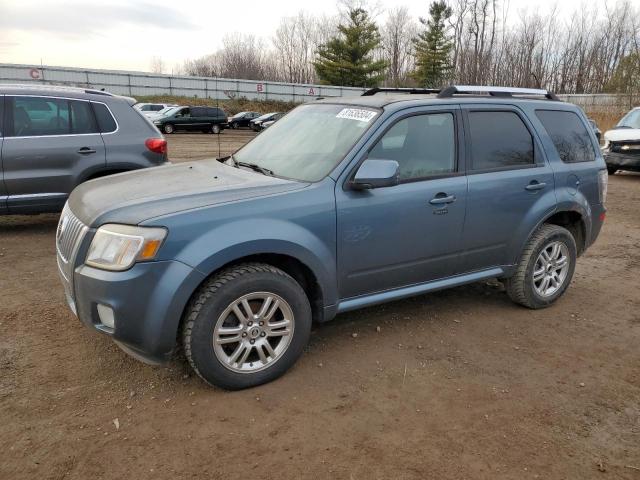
[145,138,167,154]
[598,169,608,205]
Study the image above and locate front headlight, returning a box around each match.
[86,224,167,271]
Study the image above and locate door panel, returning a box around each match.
[337,176,468,298]
[460,106,556,271]
[336,106,467,299]
[3,96,106,213]
[0,95,7,213]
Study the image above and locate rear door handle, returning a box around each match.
[429,194,456,205]
[525,181,546,191]
[77,147,97,155]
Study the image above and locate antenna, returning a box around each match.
[215,76,221,159]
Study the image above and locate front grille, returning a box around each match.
[610,141,640,155]
[56,204,88,283]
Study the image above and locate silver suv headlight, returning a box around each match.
[86,224,167,271]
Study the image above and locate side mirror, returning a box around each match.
[351,159,400,190]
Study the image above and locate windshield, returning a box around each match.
[233,111,248,118]
[617,109,640,129]
[156,106,175,116]
[233,104,379,182]
[257,112,277,121]
[162,106,183,117]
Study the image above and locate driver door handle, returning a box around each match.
[525,181,546,191]
[429,194,456,205]
[77,147,97,155]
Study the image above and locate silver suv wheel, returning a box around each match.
[213,292,294,373]
[533,241,570,297]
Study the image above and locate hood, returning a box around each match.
[604,128,640,142]
[69,159,306,226]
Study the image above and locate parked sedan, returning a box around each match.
[153,106,228,134]
[134,103,176,116]
[250,112,283,132]
[228,111,260,129]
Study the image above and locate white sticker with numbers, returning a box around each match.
[336,108,377,122]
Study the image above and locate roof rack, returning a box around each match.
[437,85,559,101]
[361,87,441,96]
[0,83,114,96]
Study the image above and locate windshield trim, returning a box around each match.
[232,102,383,183]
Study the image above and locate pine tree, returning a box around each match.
[314,8,388,88]
[412,1,453,88]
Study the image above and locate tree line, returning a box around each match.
[174,0,640,94]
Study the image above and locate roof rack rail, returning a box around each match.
[0,83,114,96]
[437,85,559,101]
[362,87,441,96]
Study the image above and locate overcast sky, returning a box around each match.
[0,0,604,73]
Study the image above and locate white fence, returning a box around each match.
[1,63,637,112]
[0,63,367,102]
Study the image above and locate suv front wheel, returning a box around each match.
[182,263,312,389]
[506,224,577,309]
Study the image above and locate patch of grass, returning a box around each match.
[134,95,299,116]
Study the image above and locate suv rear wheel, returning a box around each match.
[506,224,577,309]
[211,124,221,134]
[182,263,312,389]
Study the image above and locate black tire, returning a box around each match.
[607,166,617,175]
[182,263,312,390]
[211,124,221,134]
[231,122,238,129]
[163,123,174,134]
[505,224,577,309]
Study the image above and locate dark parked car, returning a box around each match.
[250,112,283,131]
[228,111,260,129]
[153,106,227,134]
[0,84,168,214]
[58,85,607,389]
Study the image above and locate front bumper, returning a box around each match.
[68,260,205,363]
[604,151,640,171]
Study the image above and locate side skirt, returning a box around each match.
[334,267,506,315]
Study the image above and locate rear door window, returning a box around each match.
[535,110,596,163]
[467,111,534,170]
[69,100,98,134]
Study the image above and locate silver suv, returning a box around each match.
[0,84,168,214]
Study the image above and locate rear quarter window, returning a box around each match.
[535,110,596,163]
[92,102,117,133]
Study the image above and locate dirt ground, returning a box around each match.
[1,132,639,480]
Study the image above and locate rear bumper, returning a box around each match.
[604,152,640,171]
[70,260,206,363]
[585,203,606,251]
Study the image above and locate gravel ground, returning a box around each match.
[0,132,638,479]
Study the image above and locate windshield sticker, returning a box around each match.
[336,108,377,123]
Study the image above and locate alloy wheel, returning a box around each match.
[533,241,570,297]
[213,292,294,373]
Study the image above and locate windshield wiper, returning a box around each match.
[228,155,275,176]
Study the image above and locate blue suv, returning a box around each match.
[57,86,607,389]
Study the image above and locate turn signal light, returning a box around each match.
[145,138,167,154]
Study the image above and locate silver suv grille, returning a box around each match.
[56,204,88,282]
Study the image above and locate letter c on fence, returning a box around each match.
[29,68,41,79]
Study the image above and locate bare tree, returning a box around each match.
[380,7,416,86]
[149,56,165,74]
